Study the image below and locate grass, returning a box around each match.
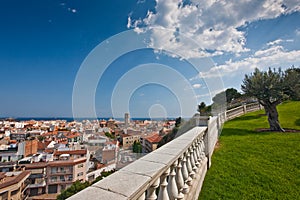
[199,101,300,200]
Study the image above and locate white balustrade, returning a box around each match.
[69,127,209,200]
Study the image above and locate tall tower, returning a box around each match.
[124,113,130,127]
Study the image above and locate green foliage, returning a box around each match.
[91,169,116,184]
[57,181,90,200]
[242,68,286,104]
[284,67,300,100]
[158,117,182,148]
[132,141,143,153]
[105,132,115,139]
[225,88,242,103]
[57,170,115,200]
[37,135,45,141]
[197,102,212,115]
[199,101,300,200]
[158,126,179,148]
[175,117,182,127]
[213,88,242,105]
[198,102,206,111]
[241,67,293,131]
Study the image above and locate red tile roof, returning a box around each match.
[146,133,162,143]
[53,149,87,156]
[64,132,80,138]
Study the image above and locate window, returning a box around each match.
[11,189,19,196]
[50,176,57,183]
[77,163,84,168]
[68,175,73,181]
[77,172,83,177]
[51,167,57,174]
[0,191,8,200]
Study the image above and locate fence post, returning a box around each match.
[204,117,210,169]
[243,104,247,114]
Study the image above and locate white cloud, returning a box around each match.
[267,39,284,46]
[127,16,132,29]
[128,0,300,58]
[67,7,77,13]
[254,45,284,57]
[137,0,146,4]
[267,39,294,46]
[197,46,300,79]
[193,83,202,89]
[296,28,300,36]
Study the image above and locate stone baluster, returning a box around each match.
[167,161,178,200]
[191,142,199,172]
[200,139,206,161]
[137,193,146,200]
[146,178,160,200]
[175,156,184,200]
[181,152,190,194]
[187,147,195,180]
[195,138,201,163]
[158,168,170,200]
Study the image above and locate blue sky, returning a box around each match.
[0,0,300,118]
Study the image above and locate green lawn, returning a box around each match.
[199,101,300,200]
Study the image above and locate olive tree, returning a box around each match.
[241,68,286,132]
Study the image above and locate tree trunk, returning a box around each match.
[264,103,285,132]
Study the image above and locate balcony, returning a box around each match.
[49,179,73,184]
[28,180,46,188]
[51,169,73,175]
[68,103,262,200]
[49,177,74,184]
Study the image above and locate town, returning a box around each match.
[0,114,177,199]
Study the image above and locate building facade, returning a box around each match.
[0,171,31,200]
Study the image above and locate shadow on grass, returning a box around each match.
[295,118,300,126]
[229,114,265,122]
[220,128,272,137]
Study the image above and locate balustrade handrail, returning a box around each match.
[69,127,208,200]
[226,104,244,113]
[225,102,262,121]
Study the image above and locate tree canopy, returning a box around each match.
[197,102,212,116]
[283,67,300,100]
[212,88,242,105]
[132,141,142,153]
[241,67,300,131]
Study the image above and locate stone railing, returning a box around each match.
[69,127,209,200]
[69,102,263,200]
[225,102,262,121]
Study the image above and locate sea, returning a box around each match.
[1,117,177,122]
